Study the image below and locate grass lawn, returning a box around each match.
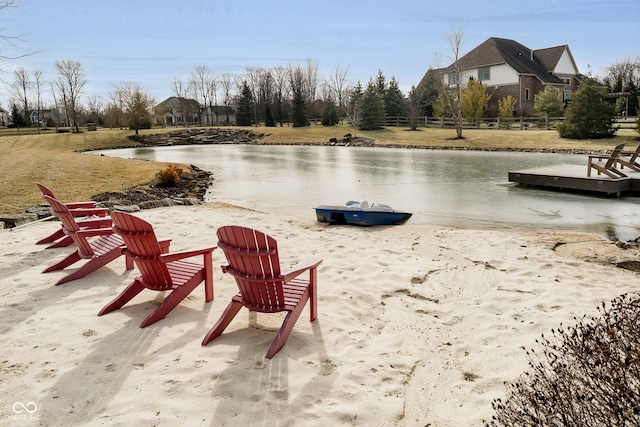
[0,125,637,214]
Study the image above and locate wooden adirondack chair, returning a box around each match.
[36,182,109,248]
[98,211,215,328]
[202,226,322,359]
[41,195,134,286]
[617,143,640,172]
[587,143,627,178]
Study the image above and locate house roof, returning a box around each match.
[209,106,235,114]
[425,37,572,86]
[156,96,201,110]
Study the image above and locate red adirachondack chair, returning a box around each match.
[202,225,322,359]
[98,211,215,328]
[41,195,133,286]
[36,182,109,249]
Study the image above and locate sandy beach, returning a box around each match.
[1,202,638,426]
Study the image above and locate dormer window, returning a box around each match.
[478,67,491,81]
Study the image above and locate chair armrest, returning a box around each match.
[77,217,113,228]
[283,256,323,282]
[160,247,216,263]
[68,207,109,218]
[588,155,609,162]
[76,227,114,238]
[65,201,97,209]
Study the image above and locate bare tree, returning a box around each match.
[53,59,86,132]
[189,65,217,125]
[12,67,30,124]
[245,66,265,125]
[601,55,640,88]
[303,59,319,118]
[327,65,351,122]
[85,93,103,124]
[0,1,32,68]
[437,27,465,139]
[32,69,44,127]
[111,82,154,135]
[406,85,423,131]
[220,73,234,124]
[49,82,63,127]
[171,77,197,126]
[272,66,289,125]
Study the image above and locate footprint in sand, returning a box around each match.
[320,359,337,376]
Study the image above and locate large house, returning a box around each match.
[419,37,582,117]
[155,97,202,126]
[155,97,236,126]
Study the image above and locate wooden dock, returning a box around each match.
[508,164,640,196]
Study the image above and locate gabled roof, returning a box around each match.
[437,37,570,85]
[209,106,235,114]
[534,45,578,74]
[156,96,201,110]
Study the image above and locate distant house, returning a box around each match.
[155,97,202,126]
[28,109,65,127]
[155,97,236,126]
[0,107,8,127]
[200,105,236,125]
[419,37,583,117]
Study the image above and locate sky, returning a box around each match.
[1,0,639,107]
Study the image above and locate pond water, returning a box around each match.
[92,145,640,240]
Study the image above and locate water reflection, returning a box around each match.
[92,145,640,240]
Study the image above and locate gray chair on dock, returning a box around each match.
[587,143,627,179]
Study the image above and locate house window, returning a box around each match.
[563,90,571,101]
[478,67,490,81]
[525,88,530,101]
[447,72,457,86]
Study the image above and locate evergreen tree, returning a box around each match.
[534,85,564,117]
[347,81,363,129]
[384,77,406,117]
[321,99,339,126]
[417,69,440,117]
[461,78,491,119]
[358,80,386,130]
[406,85,423,130]
[10,103,27,127]
[264,103,275,127]
[291,88,308,127]
[375,69,387,95]
[557,77,617,139]
[236,81,253,126]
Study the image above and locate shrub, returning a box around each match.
[485,292,640,427]
[557,77,617,139]
[156,164,183,186]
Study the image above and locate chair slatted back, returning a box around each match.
[43,195,94,258]
[36,183,55,199]
[111,212,173,291]
[605,143,627,168]
[217,226,286,312]
[627,144,640,164]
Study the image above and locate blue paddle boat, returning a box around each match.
[314,201,412,226]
